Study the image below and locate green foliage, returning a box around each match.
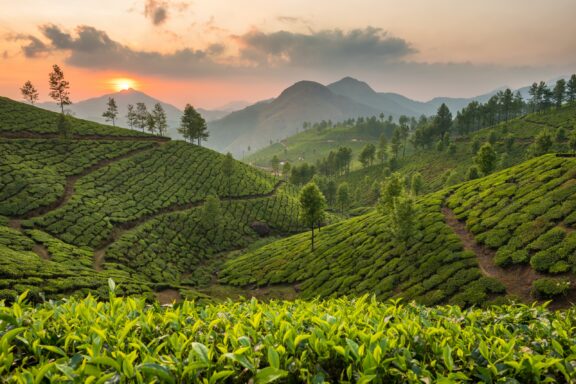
[299,182,326,250]
[474,143,497,175]
[532,278,570,298]
[2,296,575,382]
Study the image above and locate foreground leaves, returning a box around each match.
[1,295,575,382]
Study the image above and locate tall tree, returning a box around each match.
[178,104,209,145]
[20,81,39,104]
[533,130,553,155]
[299,182,326,251]
[398,115,410,157]
[391,128,401,159]
[135,102,148,132]
[48,64,71,114]
[378,173,403,212]
[567,74,576,104]
[391,194,417,245]
[270,155,280,176]
[152,103,168,136]
[336,182,350,214]
[359,143,376,168]
[410,172,423,196]
[102,97,118,126]
[475,143,497,175]
[221,152,235,198]
[145,113,156,134]
[200,195,222,232]
[377,134,388,164]
[553,79,566,109]
[433,103,452,139]
[126,104,137,130]
[282,162,291,181]
[528,82,539,112]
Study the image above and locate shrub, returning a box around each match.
[532,278,570,298]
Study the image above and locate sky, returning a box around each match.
[1,0,575,109]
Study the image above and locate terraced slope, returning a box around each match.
[0,100,304,300]
[0,97,156,137]
[221,154,576,306]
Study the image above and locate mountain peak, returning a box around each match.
[328,77,376,95]
[277,80,332,100]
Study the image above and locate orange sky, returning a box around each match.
[1,0,575,109]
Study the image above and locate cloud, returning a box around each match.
[145,0,168,26]
[236,27,415,67]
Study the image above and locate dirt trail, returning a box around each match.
[8,219,21,230]
[17,144,160,219]
[32,244,50,260]
[92,181,285,270]
[155,289,182,305]
[442,207,541,302]
[0,132,171,141]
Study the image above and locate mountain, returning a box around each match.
[207,80,380,155]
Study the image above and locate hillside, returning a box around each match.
[0,99,304,301]
[221,154,576,307]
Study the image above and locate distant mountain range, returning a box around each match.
[206,77,502,155]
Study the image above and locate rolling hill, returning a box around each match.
[0,97,304,301]
[221,154,576,307]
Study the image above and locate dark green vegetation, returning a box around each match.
[2,294,576,382]
[222,154,576,306]
[0,98,303,301]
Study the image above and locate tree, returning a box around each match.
[553,79,566,109]
[282,162,291,181]
[126,104,137,130]
[178,104,209,145]
[433,103,452,139]
[299,182,326,251]
[391,128,401,159]
[532,130,553,155]
[336,182,350,214]
[20,81,39,104]
[475,143,497,175]
[222,152,235,198]
[398,115,410,157]
[378,172,403,212]
[146,112,156,134]
[567,74,576,104]
[377,134,388,163]
[48,64,71,114]
[152,103,168,136]
[466,165,480,180]
[390,194,417,245]
[102,97,118,126]
[135,102,148,132]
[270,155,280,176]
[359,143,376,167]
[200,195,221,232]
[410,172,423,195]
[57,113,72,139]
[568,132,576,153]
[528,82,539,112]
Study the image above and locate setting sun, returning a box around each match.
[112,78,136,92]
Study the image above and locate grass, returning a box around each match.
[1,293,575,382]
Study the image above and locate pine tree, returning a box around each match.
[48,64,71,114]
[567,74,576,104]
[553,79,566,108]
[102,97,118,126]
[20,81,39,104]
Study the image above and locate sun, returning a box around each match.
[112,78,136,92]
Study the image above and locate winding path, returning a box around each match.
[442,207,541,302]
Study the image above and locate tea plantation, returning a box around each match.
[221,154,576,306]
[1,293,575,382]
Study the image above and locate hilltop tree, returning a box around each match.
[528,82,539,112]
[146,112,156,134]
[178,104,209,145]
[135,102,148,132]
[126,104,137,130]
[222,152,235,198]
[475,143,497,175]
[336,182,350,214]
[378,172,403,212]
[48,64,71,114]
[359,143,376,167]
[553,79,566,108]
[102,97,118,126]
[567,74,576,104]
[270,155,280,176]
[433,103,452,138]
[20,81,39,104]
[299,182,326,251]
[152,103,168,136]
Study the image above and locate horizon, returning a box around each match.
[1,0,575,109]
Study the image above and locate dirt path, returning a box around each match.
[17,144,161,219]
[8,219,21,230]
[92,181,286,270]
[32,244,50,260]
[0,132,171,141]
[155,289,182,305]
[442,207,541,302]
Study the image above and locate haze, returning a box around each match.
[1,0,575,108]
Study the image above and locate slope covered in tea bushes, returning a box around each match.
[221,154,576,306]
[2,294,575,382]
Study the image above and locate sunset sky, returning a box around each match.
[1,0,575,109]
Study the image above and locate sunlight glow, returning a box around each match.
[112,78,136,92]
